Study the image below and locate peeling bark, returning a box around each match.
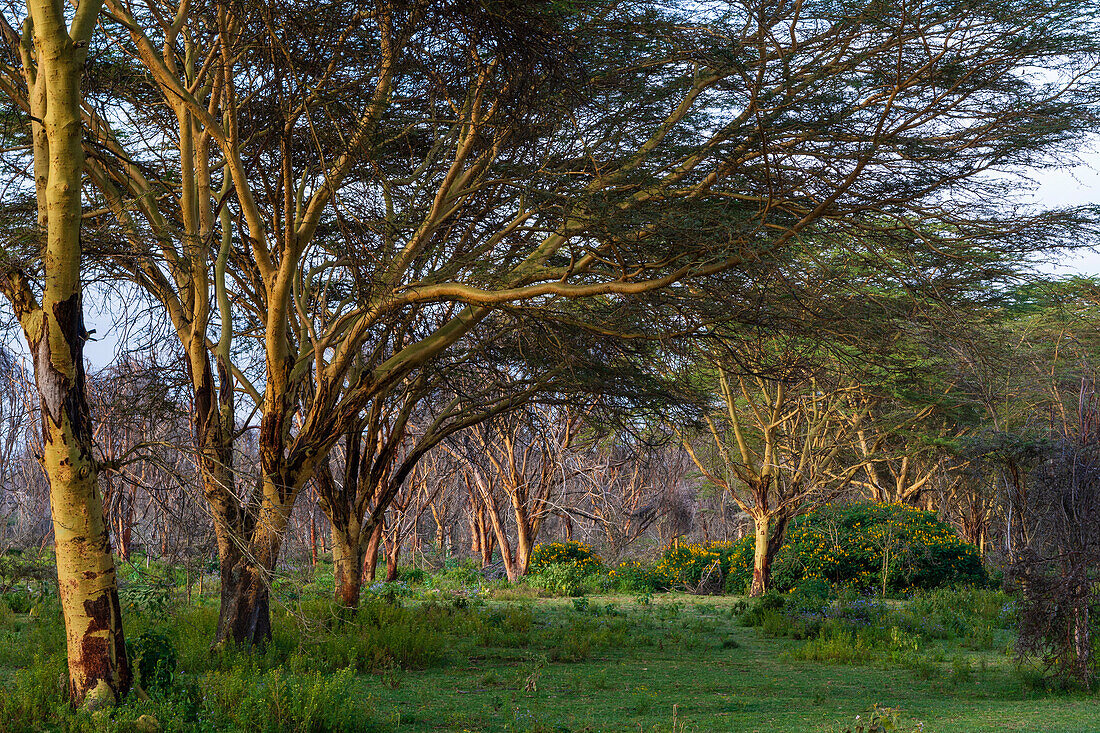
[6,0,132,707]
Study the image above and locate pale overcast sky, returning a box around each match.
[1031,147,1100,276]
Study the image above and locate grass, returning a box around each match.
[2,586,1100,732]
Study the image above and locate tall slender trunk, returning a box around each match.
[7,1,130,707]
[363,522,383,583]
[1073,592,1091,686]
[467,509,480,555]
[513,505,534,579]
[750,515,771,596]
[480,486,517,581]
[383,533,400,581]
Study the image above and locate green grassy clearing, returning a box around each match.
[2,589,1099,732]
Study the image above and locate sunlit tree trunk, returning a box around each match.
[2,0,131,707]
[331,518,363,608]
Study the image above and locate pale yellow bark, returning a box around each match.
[8,0,130,708]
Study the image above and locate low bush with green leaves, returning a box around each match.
[529,562,590,596]
[119,571,177,615]
[725,502,986,594]
[131,630,179,691]
[610,541,745,593]
[529,541,604,574]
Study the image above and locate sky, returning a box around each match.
[1030,148,1100,276]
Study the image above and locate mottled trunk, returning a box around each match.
[514,523,533,579]
[331,519,363,608]
[215,556,272,647]
[188,344,245,644]
[750,517,770,596]
[214,348,298,646]
[214,516,287,647]
[468,509,480,555]
[16,2,129,706]
[748,512,789,597]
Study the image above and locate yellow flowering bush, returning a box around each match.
[725,502,985,594]
[529,541,603,575]
[612,542,741,592]
[528,541,606,596]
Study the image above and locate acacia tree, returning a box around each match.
[0,0,130,706]
[105,0,1100,643]
[3,0,1098,646]
[681,354,869,595]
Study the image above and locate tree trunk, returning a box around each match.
[215,556,272,647]
[481,489,517,581]
[363,522,383,583]
[1074,598,1091,687]
[331,519,363,608]
[748,512,789,596]
[10,0,130,707]
[384,539,400,582]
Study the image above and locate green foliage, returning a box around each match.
[212,665,370,732]
[838,704,921,733]
[119,571,176,615]
[787,579,832,616]
[400,567,429,585]
[435,558,483,588]
[612,541,744,593]
[529,562,592,596]
[725,502,985,594]
[0,585,1092,731]
[784,587,1014,675]
[1,592,34,614]
[529,541,604,575]
[131,630,179,691]
[362,581,413,604]
[0,551,55,595]
[791,626,875,665]
[0,653,68,728]
[739,591,787,627]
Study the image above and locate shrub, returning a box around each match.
[0,653,68,728]
[438,558,483,587]
[530,563,592,596]
[401,567,428,585]
[119,571,176,615]
[131,630,179,691]
[787,579,831,615]
[726,502,986,594]
[211,665,372,731]
[529,542,603,575]
[610,559,662,593]
[611,541,746,593]
[0,551,55,596]
[1,591,34,614]
[789,626,874,664]
[653,543,727,591]
[739,591,786,627]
